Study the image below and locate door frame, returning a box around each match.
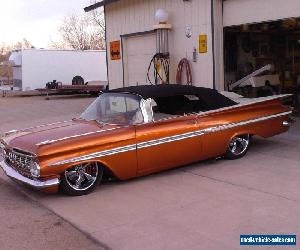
[120,30,156,87]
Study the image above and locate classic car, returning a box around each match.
[0,84,293,196]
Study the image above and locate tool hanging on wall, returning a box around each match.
[176,58,193,85]
[146,53,170,85]
[146,9,172,85]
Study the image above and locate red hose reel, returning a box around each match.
[176,58,193,85]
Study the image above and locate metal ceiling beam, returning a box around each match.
[84,0,120,12]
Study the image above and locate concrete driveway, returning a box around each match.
[0,94,299,250]
[0,177,101,250]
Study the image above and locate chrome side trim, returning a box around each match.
[4,120,72,137]
[138,111,292,148]
[137,130,204,149]
[201,111,292,133]
[3,130,18,136]
[49,111,291,167]
[37,127,121,146]
[0,161,59,189]
[50,144,136,166]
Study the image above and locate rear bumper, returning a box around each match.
[0,160,60,189]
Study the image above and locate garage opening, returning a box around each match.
[122,32,156,87]
[224,18,300,106]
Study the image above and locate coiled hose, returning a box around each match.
[146,53,170,85]
[176,58,192,85]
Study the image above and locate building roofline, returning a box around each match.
[84,0,120,12]
[11,49,106,53]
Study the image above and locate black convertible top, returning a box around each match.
[109,84,236,110]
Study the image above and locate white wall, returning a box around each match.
[21,49,107,91]
[224,0,300,27]
[106,0,217,90]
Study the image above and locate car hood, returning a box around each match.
[2,119,121,155]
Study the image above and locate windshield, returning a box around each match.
[80,93,144,125]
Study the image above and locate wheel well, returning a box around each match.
[226,133,253,149]
[231,132,253,138]
[60,161,118,181]
[95,161,118,181]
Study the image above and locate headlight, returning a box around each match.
[29,162,40,178]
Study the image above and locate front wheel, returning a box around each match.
[60,162,103,196]
[224,134,250,160]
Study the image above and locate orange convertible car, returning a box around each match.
[0,85,293,195]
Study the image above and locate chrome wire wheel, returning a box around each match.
[229,135,249,155]
[225,134,250,159]
[65,162,99,191]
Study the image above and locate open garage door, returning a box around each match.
[122,32,156,86]
[223,0,300,27]
[224,17,300,103]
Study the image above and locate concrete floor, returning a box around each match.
[0,177,101,250]
[0,94,299,250]
[0,94,101,250]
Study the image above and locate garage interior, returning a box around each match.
[224,17,300,106]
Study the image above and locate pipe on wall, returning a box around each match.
[104,5,110,90]
[211,0,216,90]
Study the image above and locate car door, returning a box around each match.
[135,115,202,176]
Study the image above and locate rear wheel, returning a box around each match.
[224,134,250,160]
[60,162,102,196]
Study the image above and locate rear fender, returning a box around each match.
[228,114,289,141]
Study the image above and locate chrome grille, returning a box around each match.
[5,148,34,175]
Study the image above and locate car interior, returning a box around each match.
[151,95,211,121]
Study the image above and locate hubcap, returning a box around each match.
[65,162,98,191]
[229,135,250,156]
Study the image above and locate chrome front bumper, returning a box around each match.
[0,160,59,189]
